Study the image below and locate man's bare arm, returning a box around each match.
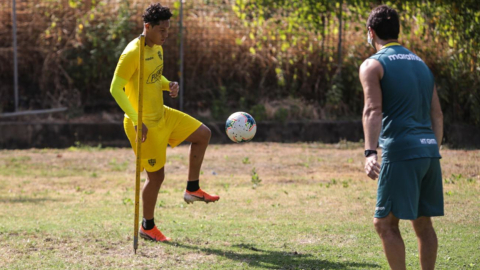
[359,59,384,180]
[360,59,384,151]
[430,85,443,149]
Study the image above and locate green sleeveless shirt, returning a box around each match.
[369,43,441,162]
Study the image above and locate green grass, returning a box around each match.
[0,144,478,269]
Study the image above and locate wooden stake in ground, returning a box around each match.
[134,34,145,254]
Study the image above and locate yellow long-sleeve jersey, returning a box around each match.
[110,37,171,126]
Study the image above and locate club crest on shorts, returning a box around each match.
[148,159,156,166]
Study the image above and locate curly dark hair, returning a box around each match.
[142,3,172,25]
[366,5,399,40]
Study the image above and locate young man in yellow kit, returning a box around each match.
[110,3,219,242]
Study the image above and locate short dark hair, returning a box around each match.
[366,5,399,40]
[142,3,172,25]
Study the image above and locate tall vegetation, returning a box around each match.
[234,0,480,125]
[0,0,478,127]
[41,0,138,110]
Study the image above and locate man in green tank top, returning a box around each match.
[359,5,444,270]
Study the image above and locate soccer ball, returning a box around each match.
[225,112,257,143]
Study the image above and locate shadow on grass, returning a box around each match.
[0,196,64,204]
[165,242,380,269]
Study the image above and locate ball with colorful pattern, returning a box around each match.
[225,112,257,143]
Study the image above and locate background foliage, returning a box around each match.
[234,0,480,124]
[0,0,478,126]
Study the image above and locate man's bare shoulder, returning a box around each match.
[360,58,383,80]
[360,58,382,72]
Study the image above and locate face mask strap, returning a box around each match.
[367,29,375,49]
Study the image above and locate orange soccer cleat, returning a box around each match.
[183,188,220,204]
[139,226,171,242]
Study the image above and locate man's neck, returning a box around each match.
[142,30,155,47]
[374,39,399,51]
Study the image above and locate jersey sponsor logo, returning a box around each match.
[145,57,154,61]
[148,159,156,166]
[147,65,163,84]
[157,51,163,60]
[387,53,424,62]
[420,138,437,144]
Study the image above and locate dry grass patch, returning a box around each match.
[0,143,478,269]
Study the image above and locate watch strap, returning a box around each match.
[364,149,378,157]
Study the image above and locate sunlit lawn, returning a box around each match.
[0,143,478,269]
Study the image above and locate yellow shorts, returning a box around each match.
[124,106,202,172]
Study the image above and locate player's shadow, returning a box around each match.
[165,242,380,269]
[0,196,64,204]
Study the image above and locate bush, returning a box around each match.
[0,0,478,128]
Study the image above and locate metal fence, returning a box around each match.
[1,0,355,121]
[0,0,71,116]
[0,0,250,117]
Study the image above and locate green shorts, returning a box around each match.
[375,158,444,220]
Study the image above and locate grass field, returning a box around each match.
[0,142,479,269]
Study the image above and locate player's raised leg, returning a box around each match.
[139,168,171,242]
[186,124,210,181]
[183,124,220,204]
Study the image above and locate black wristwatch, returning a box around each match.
[364,149,378,157]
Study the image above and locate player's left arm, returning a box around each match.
[430,85,443,149]
[160,75,171,91]
[161,75,179,98]
[360,59,383,180]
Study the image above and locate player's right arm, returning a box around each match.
[360,58,384,180]
[430,85,443,149]
[110,74,138,124]
[110,74,148,142]
[110,47,148,142]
